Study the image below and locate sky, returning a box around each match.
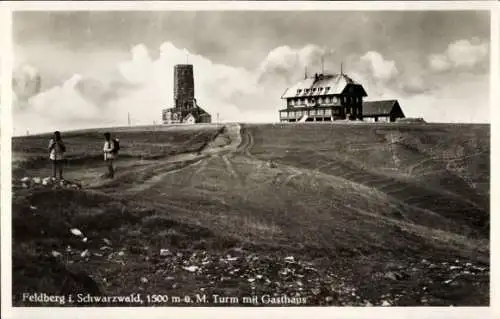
[12,10,491,134]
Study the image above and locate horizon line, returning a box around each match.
[12,121,492,138]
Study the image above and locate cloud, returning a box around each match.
[256,44,329,86]
[13,41,489,134]
[14,42,263,133]
[15,42,323,133]
[429,38,488,72]
[75,76,137,107]
[359,51,398,82]
[118,44,154,85]
[447,39,488,68]
[29,74,101,121]
[13,64,42,102]
[399,73,489,123]
[13,73,132,134]
[400,78,425,95]
[429,54,451,73]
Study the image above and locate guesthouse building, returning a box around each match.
[279,72,368,123]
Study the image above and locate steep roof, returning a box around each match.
[363,100,403,116]
[281,73,367,99]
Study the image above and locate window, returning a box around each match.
[325,87,330,92]
[297,89,302,94]
[312,88,316,92]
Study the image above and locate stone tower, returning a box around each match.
[173,64,195,111]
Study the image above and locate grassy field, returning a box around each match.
[11,122,490,307]
[13,125,223,185]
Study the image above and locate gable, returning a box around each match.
[195,105,211,116]
[391,101,405,117]
[342,84,368,97]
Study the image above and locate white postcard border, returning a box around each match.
[1,2,498,319]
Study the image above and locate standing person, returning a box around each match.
[48,131,66,180]
[103,132,119,178]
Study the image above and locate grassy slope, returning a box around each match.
[247,123,490,240]
[12,123,490,306]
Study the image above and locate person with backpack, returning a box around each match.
[48,131,66,180]
[103,132,119,178]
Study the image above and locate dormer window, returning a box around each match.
[325,87,330,91]
[297,89,302,94]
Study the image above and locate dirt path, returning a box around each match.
[237,125,256,158]
[87,123,244,194]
